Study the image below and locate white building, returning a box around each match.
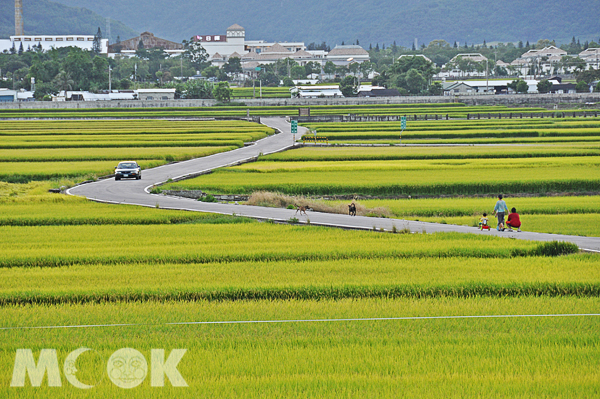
[0,35,108,54]
[238,43,323,68]
[325,45,370,66]
[245,40,306,54]
[444,79,542,94]
[443,53,489,77]
[520,46,567,60]
[0,89,17,102]
[52,91,136,101]
[290,85,343,98]
[193,24,246,58]
[579,48,600,70]
[51,89,175,102]
[134,88,176,101]
[509,46,571,76]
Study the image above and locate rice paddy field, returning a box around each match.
[1,297,598,397]
[301,118,600,144]
[164,117,600,237]
[1,109,599,396]
[165,154,600,196]
[322,196,600,237]
[1,185,598,396]
[0,120,273,183]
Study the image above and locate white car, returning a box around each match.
[115,161,142,180]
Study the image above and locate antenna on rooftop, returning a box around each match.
[106,17,111,45]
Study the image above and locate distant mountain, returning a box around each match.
[0,0,137,42]
[48,0,600,47]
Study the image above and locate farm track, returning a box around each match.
[67,117,600,252]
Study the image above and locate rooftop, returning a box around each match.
[327,45,369,56]
[227,24,245,31]
[262,43,292,53]
[398,54,433,63]
[450,53,488,62]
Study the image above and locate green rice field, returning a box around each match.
[0,120,273,183]
[1,107,599,397]
[163,155,600,196]
[1,297,598,397]
[163,119,600,237]
[322,196,600,237]
[301,118,600,144]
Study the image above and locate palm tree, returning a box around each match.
[52,71,74,96]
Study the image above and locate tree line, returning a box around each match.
[1,33,599,100]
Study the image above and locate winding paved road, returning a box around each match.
[67,117,600,252]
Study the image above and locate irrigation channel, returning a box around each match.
[67,117,600,252]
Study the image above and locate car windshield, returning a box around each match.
[118,163,137,169]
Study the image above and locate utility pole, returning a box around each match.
[486,58,489,94]
[108,66,112,91]
[106,17,111,45]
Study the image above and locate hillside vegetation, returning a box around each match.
[50,0,600,46]
[0,0,136,40]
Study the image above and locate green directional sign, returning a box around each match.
[291,120,298,134]
[399,116,406,145]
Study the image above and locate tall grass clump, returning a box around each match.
[246,191,391,217]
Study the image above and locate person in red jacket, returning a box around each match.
[506,207,521,232]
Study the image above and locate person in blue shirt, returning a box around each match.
[493,194,509,231]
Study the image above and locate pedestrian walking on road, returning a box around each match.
[493,194,509,231]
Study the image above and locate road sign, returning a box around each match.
[255,67,261,71]
[291,120,297,134]
[400,116,406,145]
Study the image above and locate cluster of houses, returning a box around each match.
[2,22,599,101]
[440,46,600,79]
[440,76,583,96]
[107,24,370,75]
